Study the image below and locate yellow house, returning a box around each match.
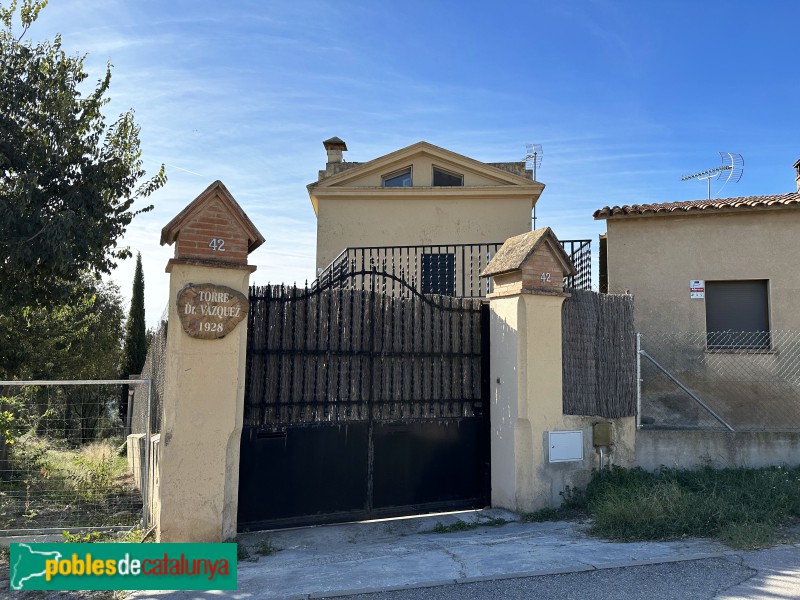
[306,138,597,297]
[595,159,800,430]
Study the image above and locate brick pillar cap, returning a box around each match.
[160,180,265,254]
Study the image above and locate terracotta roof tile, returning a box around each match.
[594,192,800,219]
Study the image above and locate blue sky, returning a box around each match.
[24,0,800,326]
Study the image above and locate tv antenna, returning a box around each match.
[681,152,744,200]
[524,143,543,181]
[525,144,543,228]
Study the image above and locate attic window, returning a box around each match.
[432,166,463,186]
[382,167,412,187]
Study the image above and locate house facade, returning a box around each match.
[595,159,800,430]
[308,138,543,270]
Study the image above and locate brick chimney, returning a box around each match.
[794,158,800,193]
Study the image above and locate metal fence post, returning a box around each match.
[142,378,152,530]
[636,333,642,429]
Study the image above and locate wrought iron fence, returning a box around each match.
[316,239,592,297]
[561,239,592,291]
[0,380,148,533]
[638,330,800,431]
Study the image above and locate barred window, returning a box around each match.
[421,253,455,296]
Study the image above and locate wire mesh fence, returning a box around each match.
[638,330,800,431]
[0,381,147,533]
[131,314,167,437]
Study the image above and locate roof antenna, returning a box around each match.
[525,143,543,182]
[525,143,543,228]
[681,152,744,200]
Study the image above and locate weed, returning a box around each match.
[120,527,151,543]
[237,541,251,561]
[523,485,589,522]
[429,516,508,534]
[72,442,121,498]
[477,517,508,527]
[254,539,280,556]
[63,529,116,543]
[61,527,148,543]
[431,521,478,534]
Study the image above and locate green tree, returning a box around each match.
[0,0,166,310]
[121,252,147,420]
[11,277,125,381]
[123,252,147,377]
[0,277,125,447]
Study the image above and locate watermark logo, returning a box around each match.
[10,543,237,591]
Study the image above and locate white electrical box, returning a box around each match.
[548,430,584,463]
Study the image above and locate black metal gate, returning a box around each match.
[237,271,490,530]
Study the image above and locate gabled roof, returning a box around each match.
[160,180,265,252]
[307,141,543,214]
[481,227,576,278]
[594,192,800,219]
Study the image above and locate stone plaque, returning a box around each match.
[176,283,249,339]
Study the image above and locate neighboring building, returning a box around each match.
[595,160,800,340]
[595,159,800,430]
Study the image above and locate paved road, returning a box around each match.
[335,548,800,600]
[7,512,799,599]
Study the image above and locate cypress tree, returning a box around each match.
[121,252,147,421]
[124,253,148,375]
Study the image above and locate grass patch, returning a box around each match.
[429,516,508,534]
[62,527,149,543]
[0,437,141,530]
[559,466,800,549]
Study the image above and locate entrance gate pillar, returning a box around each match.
[156,181,264,542]
[481,228,577,513]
